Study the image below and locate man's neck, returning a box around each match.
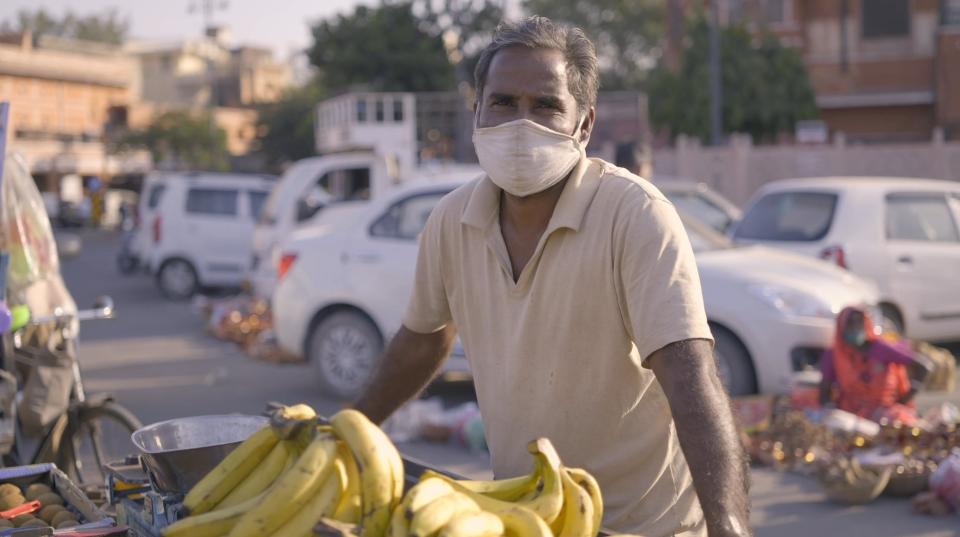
[499,176,570,233]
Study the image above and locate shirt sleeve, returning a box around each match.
[402,206,453,334]
[617,196,714,363]
[870,339,915,366]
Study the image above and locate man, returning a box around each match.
[819,307,932,425]
[354,16,750,537]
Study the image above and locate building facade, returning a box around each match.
[677,0,960,142]
[0,32,150,191]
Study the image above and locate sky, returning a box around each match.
[0,0,377,59]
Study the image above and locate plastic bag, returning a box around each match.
[0,154,60,295]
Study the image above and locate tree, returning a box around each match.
[647,17,818,144]
[256,83,326,169]
[413,0,504,86]
[522,0,665,89]
[112,111,229,171]
[308,2,455,93]
[1,8,129,44]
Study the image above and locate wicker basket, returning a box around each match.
[818,464,894,505]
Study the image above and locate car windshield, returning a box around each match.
[734,191,838,242]
[664,190,734,233]
[677,210,731,253]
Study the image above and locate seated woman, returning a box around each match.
[819,307,932,425]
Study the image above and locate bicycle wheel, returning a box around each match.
[61,401,143,488]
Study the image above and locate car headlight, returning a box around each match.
[747,284,835,320]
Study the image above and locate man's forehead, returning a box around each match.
[484,47,570,97]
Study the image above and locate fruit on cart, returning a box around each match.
[36,492,63,507]
[0,519,11,528]
[56,519,79,529]
[21,518,48,528]
[38,504,66,523]
[166,405,604,537]
[12,514,36,527]
[414,439,604,537]
[24,483,51,501]
[0,492,23,510]
[50,509,77,527]
[0,484,19,497]
[163,406,405,537]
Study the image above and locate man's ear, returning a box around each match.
[579,106,596,145]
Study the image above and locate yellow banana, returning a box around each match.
[184,425,279,514]
[495,506,553,537]
[408,492,480,537]
[421,438,564,524]
[216,440,292,509]
[557,468,593,537]
[229,433,339,537]
[438,511,504,537]
[267,463,344,537]
[280,403,317,420]
[454,467,541,502]
[388,477,454,537]
[333,441,363,524]
[330,409,403,537]
[162,491,264,537]
[315,518,362,537]
[564,468,603,535]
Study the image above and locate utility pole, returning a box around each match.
[188,0,229,167]
[708,0,724,146]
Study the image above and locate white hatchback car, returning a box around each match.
[273,180,879,397]
[732,177,960,342]
[143,172,276,299]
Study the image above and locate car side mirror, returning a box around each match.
[296,198,324,223]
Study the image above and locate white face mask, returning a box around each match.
[472,118,585,198]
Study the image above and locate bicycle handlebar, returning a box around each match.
[25,296,114,327]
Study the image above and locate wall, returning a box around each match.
[653,132,960,206]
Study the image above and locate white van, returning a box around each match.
[143,172,276,299]
[249,152,480,297]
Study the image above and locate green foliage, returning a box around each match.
[521,0,665,90]
[112,111,229,171]
[256,83,327,169]
[308,2,455,93]
[1,7,128,44]
[648,17,819,143]
[413,0,504,84]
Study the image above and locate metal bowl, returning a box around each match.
[132,414,268,495]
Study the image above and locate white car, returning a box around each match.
[143,172,276,299]
[251,156,480,299]
[655,178,743,234]
[732,177,960,342]
[273,180,879,397]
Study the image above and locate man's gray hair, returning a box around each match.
[474,16,600,113]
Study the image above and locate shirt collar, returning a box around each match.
[461,157,603,233]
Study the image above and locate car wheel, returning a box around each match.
[157,258,198,300]
[307,311,384,400]
[712,326,758,396]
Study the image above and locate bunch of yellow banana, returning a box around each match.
[162,406,405,537]
[395,438,604,537]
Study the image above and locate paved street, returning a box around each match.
[61,230,958,536]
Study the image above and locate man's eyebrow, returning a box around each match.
[534,95,563,108]
[487,92,515,102]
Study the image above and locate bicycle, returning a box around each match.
[1,296,143,489]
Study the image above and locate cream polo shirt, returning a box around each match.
[403,157,714,536]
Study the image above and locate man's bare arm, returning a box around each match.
[649,339,751,537]
[352,325,457,424]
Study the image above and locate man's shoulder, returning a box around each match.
[590,159,674,220]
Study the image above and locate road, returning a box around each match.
[61,230,958,536]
